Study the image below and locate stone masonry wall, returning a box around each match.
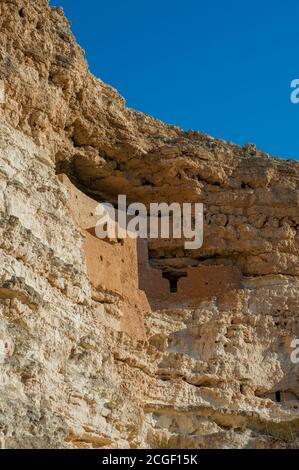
[0,0,299,449]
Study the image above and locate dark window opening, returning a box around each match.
[163,272,187,294]
[275,391,281,402]
[19,8,25,17]
[169,278,178,293]
[141,178,154,187]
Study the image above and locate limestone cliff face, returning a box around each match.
[1,0,299,449]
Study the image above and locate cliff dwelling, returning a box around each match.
[59,174,243,318]
[1,0,299,450]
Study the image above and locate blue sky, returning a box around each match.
[50,0,299,160]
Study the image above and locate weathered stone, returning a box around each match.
[0,0,299,449]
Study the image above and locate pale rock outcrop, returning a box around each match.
[0,0,299,449]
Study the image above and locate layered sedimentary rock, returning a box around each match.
[0,0,299,449]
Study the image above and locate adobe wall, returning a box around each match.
[137,238,242,309]
[59,174,243,316]
[58,174,101,230]
[59,175,153,338]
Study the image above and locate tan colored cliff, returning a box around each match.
[0,0,299,449]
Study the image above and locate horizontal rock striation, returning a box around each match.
[0,0,299,448]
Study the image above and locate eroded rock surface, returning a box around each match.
[0,0,299,448]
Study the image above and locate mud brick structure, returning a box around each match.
[1,0,299,449]
[60,174,243,313]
